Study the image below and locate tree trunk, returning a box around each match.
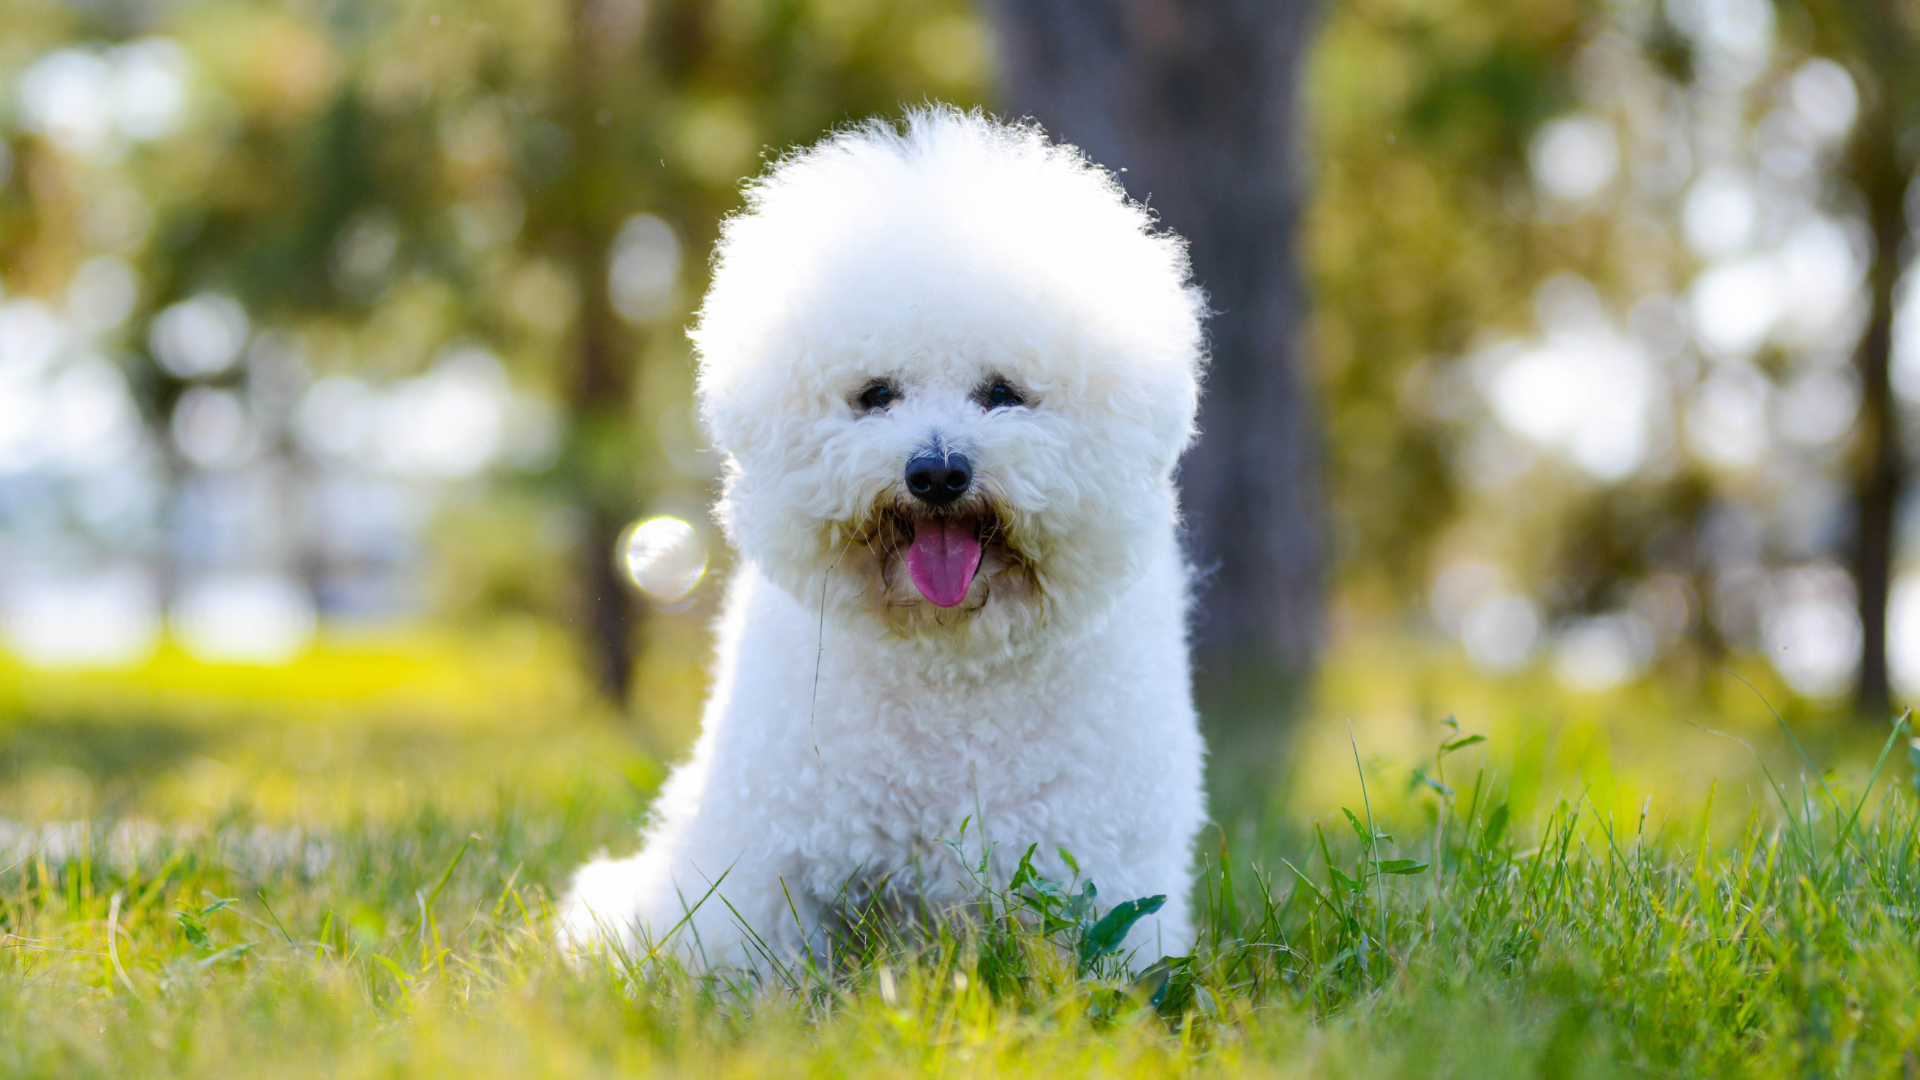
[565,0,638,704]
[1848,79,1906,719]
[988,0,1326,689]
[1817,0,1919,719]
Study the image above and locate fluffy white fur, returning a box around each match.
[560,108,1209,972]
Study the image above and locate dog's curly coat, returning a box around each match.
[561,107,1209,970]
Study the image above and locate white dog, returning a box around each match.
[561,108,1208,972]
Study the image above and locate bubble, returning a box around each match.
[1789,58,1857,139]
[1552,614,1655,692]
[149,293,249,378]
[18,49,117,156]
[1682,169,1757,259]
[171,573,317,666]
[67,256,139,333]
[330,209,400,299]
[608,214,681,323]
[1763,565,1860,698]
[619,517,707,604]
[1460,592,1540,673]
[1684,362,1771,468]
[2,564,160,667]
[171,386,256,470]
[110,38,192,142]
[1529,114,1618,202]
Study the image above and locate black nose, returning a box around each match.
[905,451,972,507]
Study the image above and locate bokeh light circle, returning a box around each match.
[618,516,707,604]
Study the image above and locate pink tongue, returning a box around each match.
[905,518,983,608]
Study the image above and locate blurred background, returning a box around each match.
[4,0,1920,832]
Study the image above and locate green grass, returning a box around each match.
[6,633,1920,1077]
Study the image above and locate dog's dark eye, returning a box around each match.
[982,381,1025,409]
[856,382,896,412]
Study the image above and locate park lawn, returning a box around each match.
[4,629,1920,1078]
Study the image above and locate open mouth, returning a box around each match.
[904,515,982,608]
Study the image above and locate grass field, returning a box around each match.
[5,627,1920,1078]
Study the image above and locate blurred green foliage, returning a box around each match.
[0,0,989,685]
[1307,0,1920,713]
[1309,0,1584,595]
[5,0,1912,712]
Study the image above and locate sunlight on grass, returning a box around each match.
[0,622,664,826]
[4,624,1919,1077]
[1296,623,1897,838]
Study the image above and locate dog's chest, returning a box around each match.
[812,685,1093,842]
[774,613,1168,905]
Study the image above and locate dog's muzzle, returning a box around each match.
[904,451,971,508]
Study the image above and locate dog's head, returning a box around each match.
[693,109,1205,658]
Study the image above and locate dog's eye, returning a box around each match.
[856,382,896,412]
[982,381,1025,409]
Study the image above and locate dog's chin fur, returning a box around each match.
[831,493,1048,646]
[559,106,1209,975]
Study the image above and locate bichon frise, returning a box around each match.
[561,107,1208,972]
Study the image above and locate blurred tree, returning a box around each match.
[989,0,1326,716]
[9,0,1915,729]
[556,0,642,700]
[1796,0,1919,716]
[1305,0,1920,718]
[0,0,992,705]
